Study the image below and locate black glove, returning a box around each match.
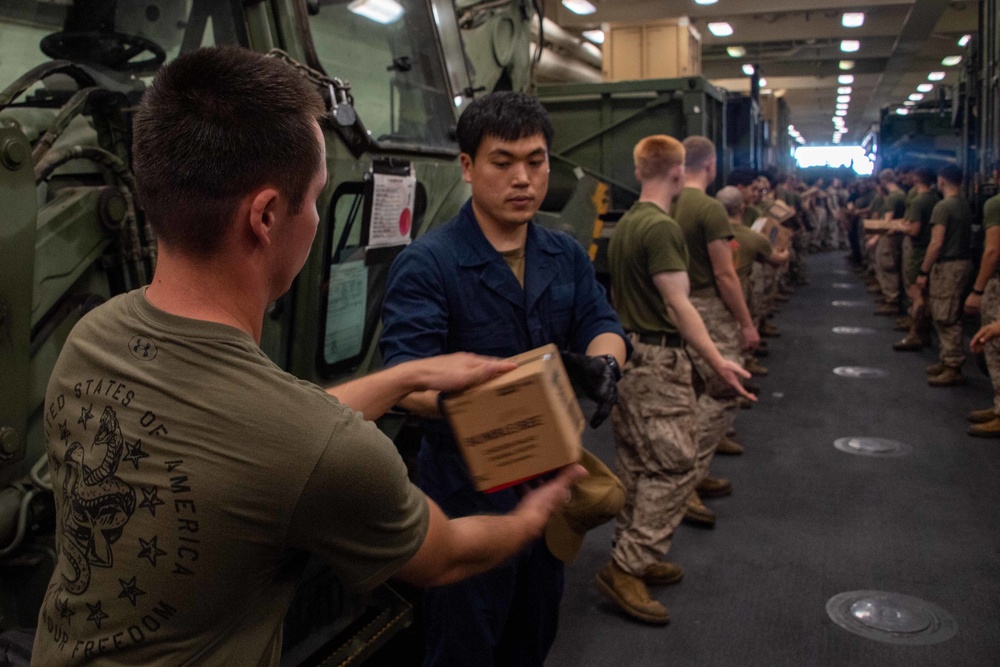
[560,351,622,428]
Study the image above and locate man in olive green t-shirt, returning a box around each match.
[874,169,907,315]
[598,135,751,626]
[917,165,974,386]
[966,166,1000,435]
[894,167,941,351]
[669,137,758,515]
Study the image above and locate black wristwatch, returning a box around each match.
[919,269,929,277]
[973,288,985,296]
[601,354,623,382]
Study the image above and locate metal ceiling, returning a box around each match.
[549,0,978,146]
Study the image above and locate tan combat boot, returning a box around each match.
[696,476,732,498]
[926,362,945,376]
[745,358,769,376]
[642,562,685,586]
[967,408,998,424]
[683,492,716,527]
[928,366,964,387]
[969,417,1000,438]
[716,435,745,456]
[874,303,899,315]
[761,322,781,337]
[594,561,671,625]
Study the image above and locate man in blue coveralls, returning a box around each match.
[380,91,629,666]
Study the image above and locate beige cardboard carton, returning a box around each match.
[764,199,796,224]
[751,217,793,252]
[442,344,584,492]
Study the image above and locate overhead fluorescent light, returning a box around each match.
[582,30,605,44]
[727,46,747,58]
[842,13,864,28]
[761,89,772,94]
[928,71,946,81]
[835,110,847,116]
[837,86,852,94]
[838,74,855,85]
[796,136,805,144]
[348,0,404,24]
[708,22,734,37]
[562,0,596,15]
[903,100,916,106]
[759,78,768,87]
[742,64,755,76]
[896,108,909,115]
[836,103,848,110]
[909,93,924,101]
[837,95,850,103]
[839,60,855,70]
[942,55,962,67]
[958,34,971,48]
[917,83,933,93]
[840,40,860,53]
[832,117,842,123]
[694,0,719,4]
[454,95,463,107]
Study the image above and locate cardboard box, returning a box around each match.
[763,199,796,224]
[863,218,906,233]
[442,344,584,492]
[751,217,793,252]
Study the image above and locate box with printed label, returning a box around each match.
[442,344,584,493]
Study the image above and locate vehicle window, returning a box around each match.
[308,0,458,152]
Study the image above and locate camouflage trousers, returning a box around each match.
[929,259,973,368]
[610,342,698,575]
[981,275,1000,413]
[875,233,902,304]
[749,264,768,327]
[687,295,742,484]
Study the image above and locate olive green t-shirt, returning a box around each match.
[730,223,773,283]
[930,195,973,260]
[33,290,429,667]
[670,187,733,293]
[983,194,1000,230]
[904,190,940,248]
[882,189,907,219]
[608,201,689,334]
[742,204,763,228]
[500,245,526,286]
[868,193,885,217]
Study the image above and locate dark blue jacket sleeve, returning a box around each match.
[565,239,632,359]
[380,244,450,367]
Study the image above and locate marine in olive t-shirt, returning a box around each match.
[930,195,974,260]
[670,187,733,293]
[983,193,1000,232]
[904,190,940,248]
[742,203,763,228]
[608,201,689,335]
[882,189,907,219]
[730,223,773,294]
[33,289,429,666]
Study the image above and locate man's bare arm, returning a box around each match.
[394,465,585,587]
[707,239,759,351]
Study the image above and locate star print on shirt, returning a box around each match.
[118,577,146,607]
[77,404,94,430]
[86,601,109,630]
[138,536,167,566]
[58,420,71,443]
[123,439,149,470]
[56,597,75,624]
[138,485,165,516]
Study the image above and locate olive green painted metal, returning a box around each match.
[0,126,36,488]
[537,77,728,210]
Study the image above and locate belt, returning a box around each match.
[628,331,684,348]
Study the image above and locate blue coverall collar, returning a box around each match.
[454,199,564,311]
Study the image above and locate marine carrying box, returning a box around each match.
[442,344,584,493]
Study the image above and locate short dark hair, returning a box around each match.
[727,168,757,187]
[938,164,963,186]
[133,47,326,257]
[456,91,554,158]
[682,136,715,170]
[913,167,936,187]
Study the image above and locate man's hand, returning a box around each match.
[710,358,757,401]
[560,352,621,428]
[741,324,761,352]
[964,292,983,316]
[971,320,1000,353]
[865,235,879,250]
[411,353,517,393]
[916,274,928,292]
[513,464,588,538]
